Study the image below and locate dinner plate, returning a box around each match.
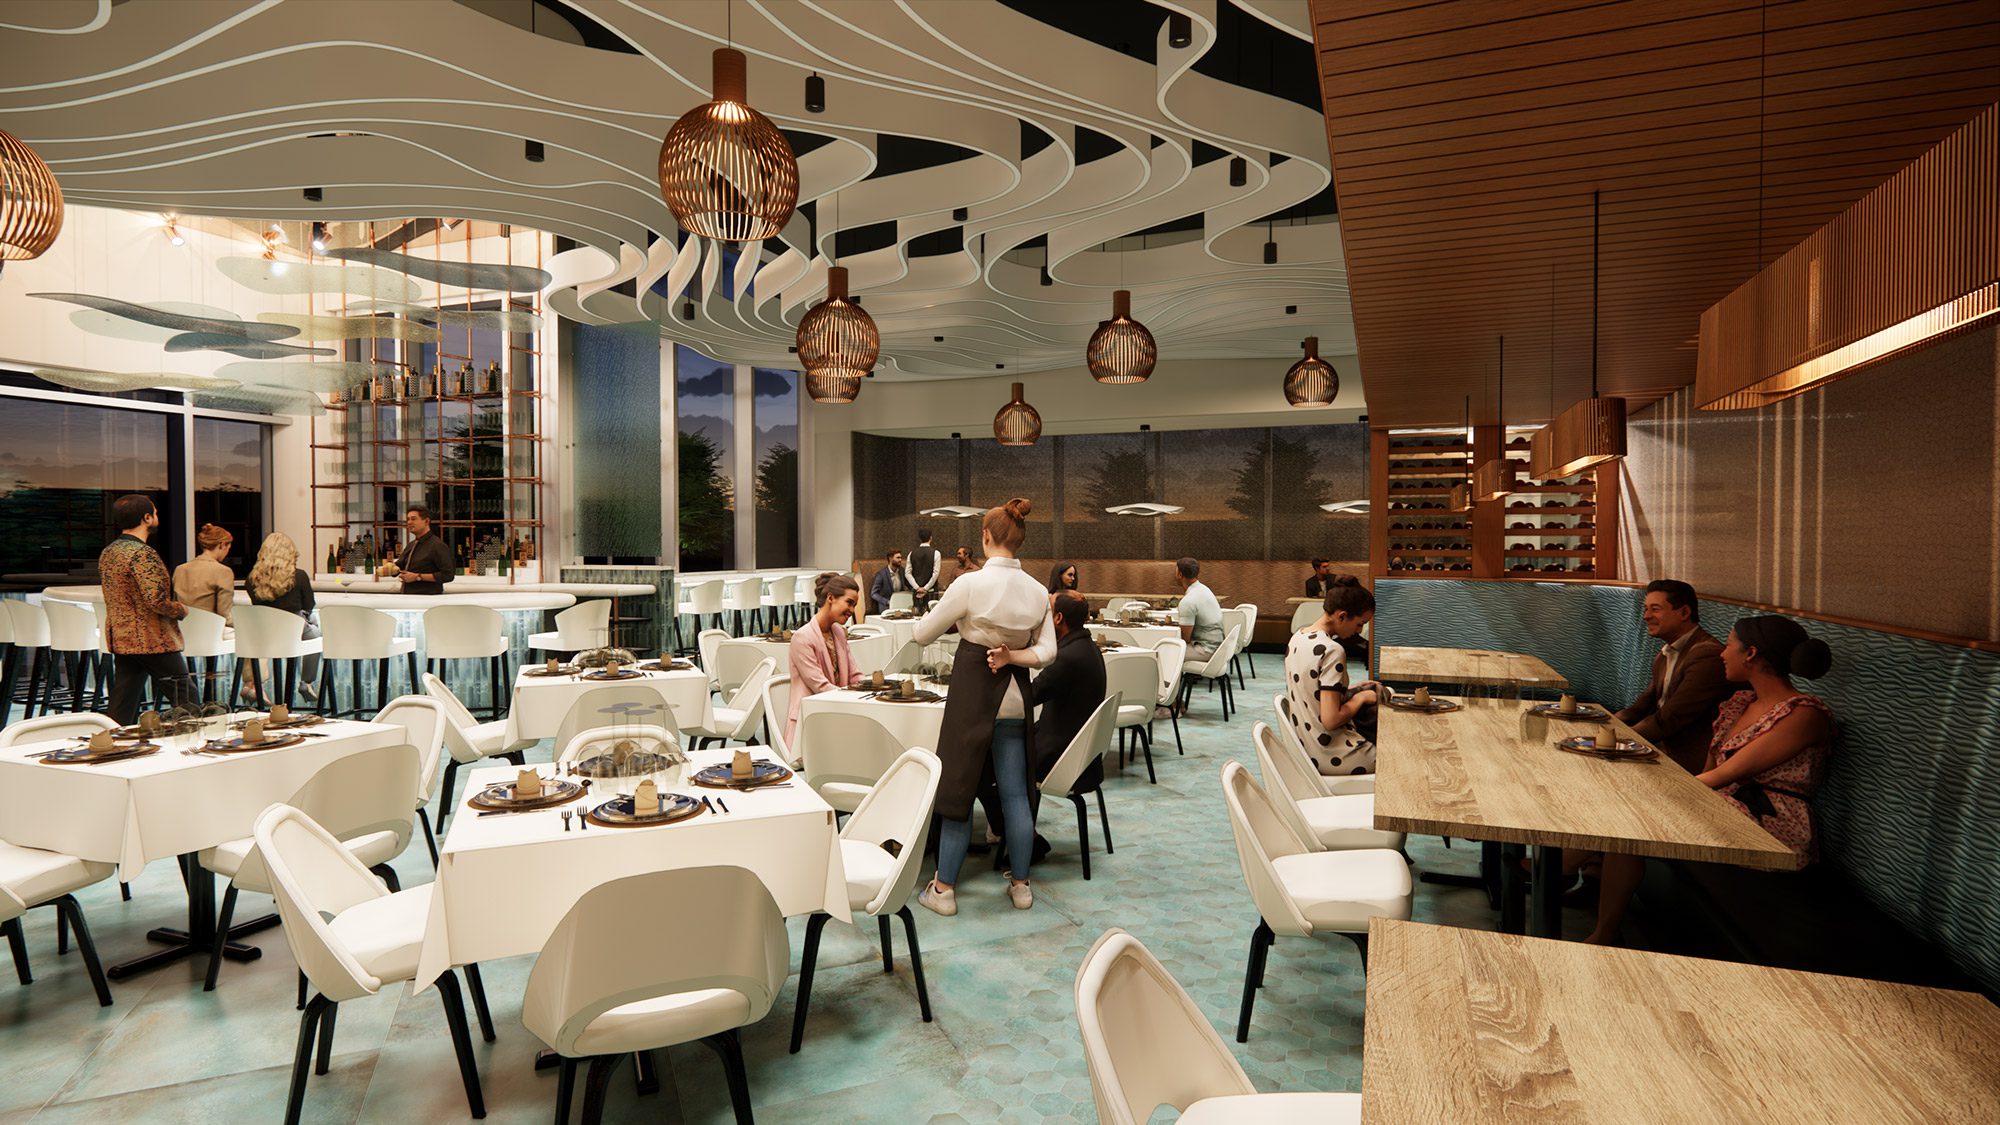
[203,732,310,753]
[1386,697,1461,713]
[691,761,794,789]
[468,777,587,811]
[230,713,325,731]
[39,742,161,765]
[870,688,944,703]
[522,665,580,677]
[1529,702,1611,723]
[586,792,704,828]
[579,669,646,681]
[639,660,696,673]
[1553,736,1657,761]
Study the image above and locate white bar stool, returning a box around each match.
[180,607,236,705]
[422,605,509,721]
[722,576,764,636]
[317,606,418,717]
[39,600,101,715]
[761,574,798,630]
[676,578,724,653]
[229,605,323,709]
[0,600,54,724]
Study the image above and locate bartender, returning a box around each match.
[380,504,455,594]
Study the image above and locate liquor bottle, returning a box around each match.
[460,361,475,397]
[326,543,336,574]
[523,533,537,562]
[486,361,502,395]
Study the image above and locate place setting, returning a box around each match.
[861,670,944,704]
[523,657,580,678]
[691,749,795,791]
[38,728,162,765]
[468,765,588,814]
[1528,693,1612,722]
[1552,730,1658,762]
[1385,685,1460,713]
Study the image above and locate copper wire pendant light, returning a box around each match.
[1086,289,1156,384]
[1283,336,1338,407]
[993,382,1041,446]
[797,265,877,403]
[658,48,798,243]
[0,128,63,273]
[1472,336,1515,502]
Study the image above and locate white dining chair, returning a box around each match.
[1228,603,1260,687]
[550,685,682,760]
[797,710,907,814]
[422,605,509,721]
[1,838,117,1008]
[1037,696,1121,880]
[316,605,418,718]
[522,866,786,1125]
[1220,761,1411,1042]
[1,599,54,722]
[255,804,490,1125]
[1075,927,1362,1125]
[1252,722,1402,851]
[1105,652,1161,784]
[722,576,765,636]
[713,638,770,697]
[1151,636,1187,753]
[372,695,448,863]
[684,657,776,749]
[759,674,792,763]
[761,574,799,629]
[1179,625,1242,721]
[1290,601,1321,633]
[1270,693,1374,796]
[555,724,681,767]
[697,627,731,691]
[180,606,236,706]
[528,600,611,655]
[791,747,941,1053]
[200,742,422,991]
[39,599,101,714]
[1102,597,1141,614]
[231,604,323,709]
[424,673,535,824]
[0,713,129,906]
[887,591,915,613]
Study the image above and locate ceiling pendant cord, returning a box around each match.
[1590,187,1599,400]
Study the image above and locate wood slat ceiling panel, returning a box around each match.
[1311,0,2000,427]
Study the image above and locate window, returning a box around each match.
[675,345,736,570]
[752,368,800,567]
[193,418,266,577]
[0,397,173,578]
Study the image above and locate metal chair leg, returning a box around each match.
[1070,793,1093,880]
[897,905,933,1022]
[1095,788,1114,854]
[789,911,831,1053]
[204,884,238,991]
[434,969,488,1118]
[701,1028,755,1125]
[285,994,331,1125]
[1236,920,1274,1042]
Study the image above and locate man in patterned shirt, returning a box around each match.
[98,494,191,723]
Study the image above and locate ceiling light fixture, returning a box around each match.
[1530,190,1627,478]
[525,139,545,162]
[1264,218,1277,264]
[303,187,322,203]
[797,266,876,404]
[310,221,328,254]
[804,72,825,114]
[1087,289,1156,384]
[952,206,968,222]
[1167,13,1193,48]
[163,216,184,247]
[993,382,1041,446]
[1283,336,1337,408]
[659,46,798,243]
[1229,156,1247,187]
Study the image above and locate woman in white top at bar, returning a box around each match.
[911,498,1057,914]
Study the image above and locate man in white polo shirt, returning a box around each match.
[1174,556,1225,662]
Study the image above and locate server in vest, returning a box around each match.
[907,528,942,609]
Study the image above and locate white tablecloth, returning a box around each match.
[503,667,714,743]
[796,688,948,757]
[413,753,848,987]
[0,718,401,873]
[1087,623,1181,648]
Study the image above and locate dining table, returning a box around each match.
[501,664,714,744]
[795,681,951,759]
[412,751,849,990]
[0,714,401,978]
[1374,697,1799,936]
[1359,918,2000,1123]
[1375,645,1569,691]
[1085,621,1181,649]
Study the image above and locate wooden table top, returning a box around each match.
[1375,700,1801,869]
[1377,645,1569,688]
[1360,919,2000,1124]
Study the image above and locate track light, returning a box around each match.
[1264,239,1277,265]
[805,72,825,113]
[952,206,968,222]
[524,139,545,162]
[163,216,184,246]
[1168,13,1192,48]
[682,300,696,321]
[441,218,462,231]
[1229,157,1246,187]
[303,187,322,203]
[310,221,328,254]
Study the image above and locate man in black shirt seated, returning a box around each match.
[1029,591,1108,811]
[1305,557,1333,598]
[382,505,455,595]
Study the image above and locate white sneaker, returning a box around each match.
[1007,879,1033,910]
[917,880,957,917]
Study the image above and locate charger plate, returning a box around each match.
[691,761,793,790]
[522,665,579,677]
[230,713,325,731]
[1386,697,1461,713]
[203,732,309,753]
[586,792,704,828]
[1531,702,1611,723]
[572,750,679,778]
[639,660,695,672]
[1554,736,1657,761]
[870,688,944,703]
[580,669,646,681]
[468,777,586,811]
[39,742,160,765]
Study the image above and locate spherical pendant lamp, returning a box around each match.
[796,265,877,403]
[1283,336,1338,408]
[0,129,63,272]
[993,382,1041,446]
[1086,289,1156,384]
[658,48,798,243]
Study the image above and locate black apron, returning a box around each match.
[935,637,1037,822]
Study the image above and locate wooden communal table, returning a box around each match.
[1360,919,2000,1124]
[1376,645,1568,689]
[1376,700,1799,936]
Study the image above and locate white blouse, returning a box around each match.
[912,556,1056,717]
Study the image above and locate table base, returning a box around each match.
[106,852,274,980]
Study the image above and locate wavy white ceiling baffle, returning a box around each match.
[0,0,1350,381]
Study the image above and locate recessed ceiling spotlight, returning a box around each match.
[952,206,968,222]
[933,335,944,342]
[1285,305,1297,315]
[524,139,545,162]
[805,72,826,113]
[303,187,322,203]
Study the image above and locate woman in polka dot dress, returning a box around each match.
[1282,575,1382,775]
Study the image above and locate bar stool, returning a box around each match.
[423,605,509,721]
[229,606,322,709]
[722,576,764,636]
[42,600,103,715]
[0,601,12,721]
[761,574,798,630]
[527,600,610,657]
[0,600,54,724]
[180,608,235,705]
[676,579,724,653]
[317,606,418,718]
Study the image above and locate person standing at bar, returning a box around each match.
[907,528,942,610]
[99,494,191,723]
[380,505,454,595]
[913,498,1056,915]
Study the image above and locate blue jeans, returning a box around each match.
[937,719,1034,884]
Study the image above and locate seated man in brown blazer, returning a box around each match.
[1617,579,1732,773]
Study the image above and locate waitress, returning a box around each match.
[912,497,1055,915]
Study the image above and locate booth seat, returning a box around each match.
[1377,578,2000,999]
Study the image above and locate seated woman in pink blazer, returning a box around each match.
[787,572,867,748]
